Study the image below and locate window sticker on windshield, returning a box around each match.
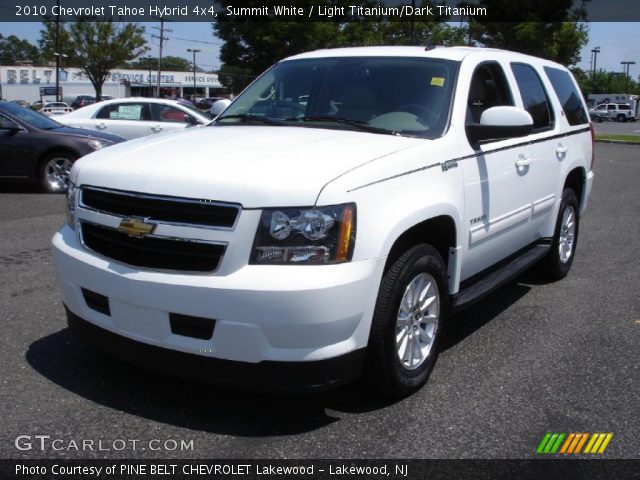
[431,77,445,87]
[115,105,142,120]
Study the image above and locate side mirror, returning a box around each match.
[0,119,21,132]
[466,106,533,144]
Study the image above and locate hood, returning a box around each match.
[49,125,125,144]
[73,125,416,208]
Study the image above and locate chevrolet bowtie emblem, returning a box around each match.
[117,218,156,238]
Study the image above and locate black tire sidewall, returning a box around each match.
[368,244,449,396]
[547,189,580,279]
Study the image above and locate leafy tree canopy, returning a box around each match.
[40,20,148,98]
[0,34,42,65]
[127,55,193,72]
[213,0,466,92]
[468,0,589,66]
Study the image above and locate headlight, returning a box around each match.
[65,182,77,230]
[251,204,356,265]
[87,139,106,150]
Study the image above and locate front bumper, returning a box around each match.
[52,225,385,383]
[66,307,366,392]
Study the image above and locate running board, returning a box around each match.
[451,243,550,313]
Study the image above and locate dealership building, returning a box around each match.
[0,65,224,103]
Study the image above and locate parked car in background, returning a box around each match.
[195,97,224,110]
[55,98,211,140]
[70,95,96,110]
[0,102,124,192]
[10,100,29,108]
[42,102,74,116]
[30,100,44,111]
[589,103,636,122]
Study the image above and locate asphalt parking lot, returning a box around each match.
[1,143,638,460]
[592,119,640,136]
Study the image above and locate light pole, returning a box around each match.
[621,61,636,91]
[591,46,601,77]
[187,48,201,100]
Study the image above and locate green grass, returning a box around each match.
[595,134,640,144]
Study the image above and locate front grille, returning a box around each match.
[81,223,225,272]
[81,187,240,229]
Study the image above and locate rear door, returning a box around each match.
[508,62,560,238]
[93,102,152,139]
[148,103,194,135]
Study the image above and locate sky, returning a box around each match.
[0,21,639,80]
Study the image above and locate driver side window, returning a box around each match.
[466,63,514,124]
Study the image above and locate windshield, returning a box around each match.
[2,102,62,129]
[217,56,459,138]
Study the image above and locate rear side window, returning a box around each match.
[511,63,553,131]
[544,67,589,126]
[96,103,149,121]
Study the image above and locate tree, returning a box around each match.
[40,20,148,98]
[217,64,256,95]
[579,69,640,96]
[0,34,42,65]
[127,56,192,72]
[213,0,467,92]
[468,0,589,66]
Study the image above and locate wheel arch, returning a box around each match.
[382,214,459,295]
[563,166,586,209]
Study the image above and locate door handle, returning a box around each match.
[515,155,532,168]
[96,123,107,130]
[151,126,163,132]
[556,143,568,159]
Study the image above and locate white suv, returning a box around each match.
[53,47,594,396]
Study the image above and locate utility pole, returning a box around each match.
[187,48,201,99]
[621,61,636,91]
[146,55,152,97]
[55,0,60,101]
[152,18,171,98]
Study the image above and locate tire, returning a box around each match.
[540,189,580,281]
[597,116,603,123]
[39,152,76,193]
[366,244,448,397]
[630,117,636,122]
[616,114,626,122]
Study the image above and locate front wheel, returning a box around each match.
[366,244,448,397]
[39,152,76,193]
[540,189,580,280]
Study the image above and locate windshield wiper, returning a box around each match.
[215,114,285,126]
[287,116,398,136]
